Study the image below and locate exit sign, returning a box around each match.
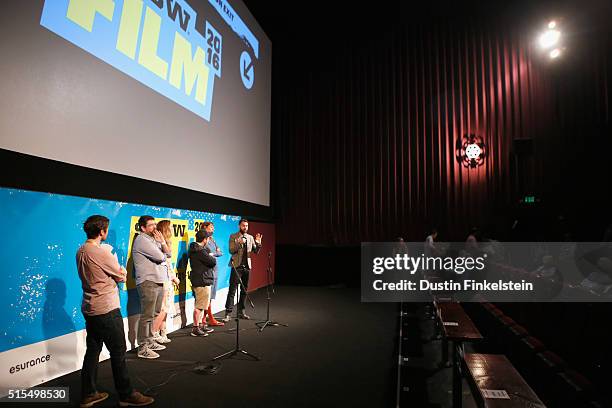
[520,195,539,204]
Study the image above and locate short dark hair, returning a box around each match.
[195,229,210,243]
[138,215,155,231]
[202,221,213,229]
[84,215,109,239]
[239,218,249,225]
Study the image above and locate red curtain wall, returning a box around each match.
[275,23,610,245]
[246,221,276,291]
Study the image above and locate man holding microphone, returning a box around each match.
[223,219,262,321]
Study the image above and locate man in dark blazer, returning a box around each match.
[223,218,262,321]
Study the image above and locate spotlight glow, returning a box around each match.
[548,21,556,29]
[539,29,561,49]
[456,134,486,168]
[549,48,561,59]
[465,143,482,160]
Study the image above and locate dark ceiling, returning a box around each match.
[242,0,611,46]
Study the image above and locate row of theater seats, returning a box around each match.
[492,262,612,393]
[466,301,608,407]
[492,261,612,301]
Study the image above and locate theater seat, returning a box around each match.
[550,369,595,407]
[533,350,568,401]
[508,324,529,338]
[561,370,593,394]
[487,304,504,316]
[536,350,567,373]
[497,315,516,326]
[520,336,545,353]
[511,336,547,377]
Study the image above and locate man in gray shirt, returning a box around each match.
[132,215,171,359]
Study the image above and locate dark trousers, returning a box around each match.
[225,266,250,312]
[81,308,133,399]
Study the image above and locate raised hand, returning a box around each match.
[153,230,166,245]
[255,233,263,245]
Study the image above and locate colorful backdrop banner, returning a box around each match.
[0,187,240,354]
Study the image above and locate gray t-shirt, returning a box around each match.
[132,233,168,285]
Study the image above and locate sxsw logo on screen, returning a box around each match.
[41,0,223,122]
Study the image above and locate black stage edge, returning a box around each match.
[26,286,397,408]
[0,148,273,221]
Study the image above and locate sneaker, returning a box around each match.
[201,324,214,334]
[191,326,209,337]
[137,346,160,359]
[158,334,171,343]
[238,312,251,320]
[208,316,225,326]
[80,391,109,408]
[222,312,232,322]
[147,341,166,351]
[119,391,154,407]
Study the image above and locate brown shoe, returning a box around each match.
[80,392,109,408]
[119,391,154,407]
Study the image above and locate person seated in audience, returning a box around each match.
[533,255,560,279]
[424,228,441,256]
[465,227,480,254]
[580,255,612,295]
[393,237,410,257]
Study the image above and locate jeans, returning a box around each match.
[137,280,164,347]
[81,308,133,399]
[225,266,250,313]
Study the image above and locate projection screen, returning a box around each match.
[0,0,271,206]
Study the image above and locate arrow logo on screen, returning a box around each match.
[240,51,254,90]
[243,59,254,80]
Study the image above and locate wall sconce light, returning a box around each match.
[456,134,486,168]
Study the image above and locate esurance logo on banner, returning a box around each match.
[41,0,222,122]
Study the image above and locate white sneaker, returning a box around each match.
[153,332,171,344]
[148,341,166,351]
[137,346,159,359]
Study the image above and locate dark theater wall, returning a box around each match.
[264,3,612,245]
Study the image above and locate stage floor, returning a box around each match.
[29,286,398,407]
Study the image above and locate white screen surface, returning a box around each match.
[0,0,271,206]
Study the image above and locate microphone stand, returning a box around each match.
[256,251,288,332]
[212,258,259,361]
